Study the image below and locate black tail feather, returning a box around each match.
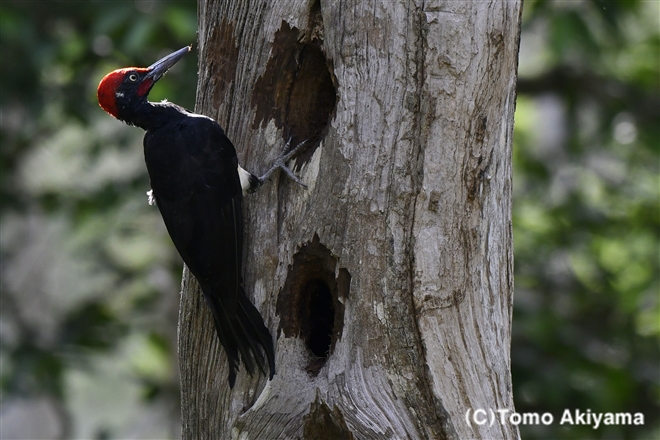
[237,293,276,379]
[201,286,275,388]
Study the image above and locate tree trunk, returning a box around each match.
[178,0,522,438]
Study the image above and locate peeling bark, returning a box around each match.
[179,0,522,438]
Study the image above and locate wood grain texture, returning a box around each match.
[178,0,522,438]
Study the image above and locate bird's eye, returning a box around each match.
[128,74,138,82]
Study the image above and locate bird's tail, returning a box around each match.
[202,287,275,388]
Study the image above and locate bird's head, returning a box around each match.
[97,45,191,121]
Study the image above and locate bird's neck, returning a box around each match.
[122,101,186,130]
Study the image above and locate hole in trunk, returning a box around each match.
[300,279,334,359]
[251,3,337,166]
[277,234,350,376]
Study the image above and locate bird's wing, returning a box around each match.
[145,116,244,312]
[145,115,275,385]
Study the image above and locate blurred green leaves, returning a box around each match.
[1,1,195,437]
[514,1,659,439]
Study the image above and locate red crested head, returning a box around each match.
[97,46,191,121]
[97,67,150,119]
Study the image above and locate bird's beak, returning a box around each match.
[144,45,191,82]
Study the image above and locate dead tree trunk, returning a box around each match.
[178,1,522,438]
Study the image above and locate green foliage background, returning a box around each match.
[513,1,658,438]
[1,2,197,438]
[0,0,657,439]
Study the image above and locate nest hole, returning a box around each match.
[277,234,350,376]
[300,279,334,359]
[251,5,337,166]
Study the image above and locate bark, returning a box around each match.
[178,0,522,438]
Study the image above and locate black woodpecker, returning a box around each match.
[97,45,305,387]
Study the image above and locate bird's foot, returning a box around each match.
[258,138,311,188]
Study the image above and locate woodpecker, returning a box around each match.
[97,45,304,387]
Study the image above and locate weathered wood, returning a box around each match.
[178,0,522,438]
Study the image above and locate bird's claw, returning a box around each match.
[258,138,310,188]
[278,162,307,188]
